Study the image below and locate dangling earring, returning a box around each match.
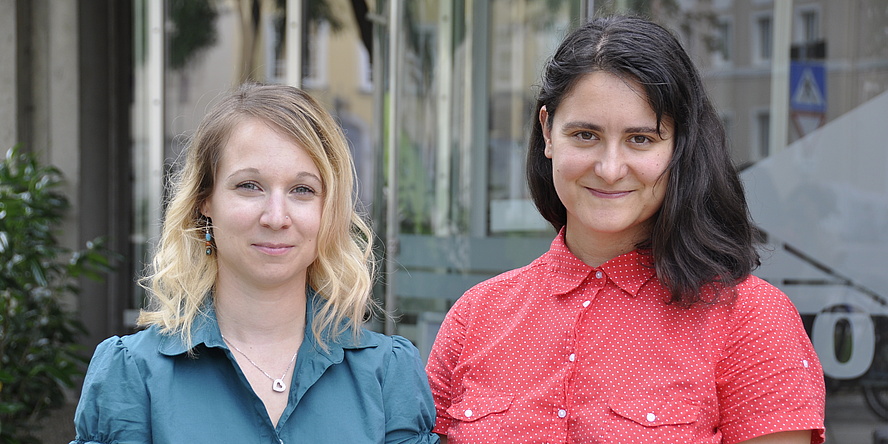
[204,220,213,255]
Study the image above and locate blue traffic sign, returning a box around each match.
[790,61,827,113]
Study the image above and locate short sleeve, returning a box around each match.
[425,295,469,436]
[382,335,440,444]
[70,336,152,444]
[716,280,826,444]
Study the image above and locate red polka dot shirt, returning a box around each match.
[426,231,825,443]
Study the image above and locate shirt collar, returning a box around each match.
[157,288,377,358]
[543,228,657,298]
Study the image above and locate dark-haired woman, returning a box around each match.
[426,15,824,444]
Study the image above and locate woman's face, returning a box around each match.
[201,118,323,292]
[541,71,673,251]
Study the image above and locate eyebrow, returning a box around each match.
[226,168,323,184]
[561,121,661,135]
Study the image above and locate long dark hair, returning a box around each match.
[526,15,760,304]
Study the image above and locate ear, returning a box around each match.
[199,200,211,219]
[539,106,553,159]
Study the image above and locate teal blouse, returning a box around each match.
[70,293,439,444]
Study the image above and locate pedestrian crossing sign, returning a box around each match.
[790,61,827,113]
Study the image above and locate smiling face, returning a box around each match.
[201,118,323,293]
[541,71,673,261]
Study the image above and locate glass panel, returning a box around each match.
[130,0,164,321]
[595,1,888,441]
[299,1,378,210]
[388,0,449,236]
[487,0,573,234]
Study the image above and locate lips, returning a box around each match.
[253,243,294,255]
[587,188,632,199]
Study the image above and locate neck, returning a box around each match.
[563,225,647,268]
[214,276,308,343]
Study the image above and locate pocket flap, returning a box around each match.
[608,397,701,427]
[446,394,513,422]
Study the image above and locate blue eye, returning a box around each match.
[293,185,315,195]
[237,182,260,191]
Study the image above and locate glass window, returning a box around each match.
[713,18,732,64]
[755,14,773,62]
[486,0,573,234]
[755,110,770,158]
[302,20,330,89]
[800,8,820,42]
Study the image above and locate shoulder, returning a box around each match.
[89,327,164,367]
[453,257,549,310]
[74,332,159,441]
[82,327,187,389]
[729,275,802,318]
[349,328,421,361]
[337,330,427,387]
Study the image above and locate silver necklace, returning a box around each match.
[221,335,299,393]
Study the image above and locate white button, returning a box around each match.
[582,300,591,308]
[595,271,603,279]
[646,412,656,422]
[464,409,473,418]
[802,359,809,368]
[568,353,576,362]
[557,409,567,418]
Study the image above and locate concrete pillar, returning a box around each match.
[29,0,80,251]
[0,0,17,149]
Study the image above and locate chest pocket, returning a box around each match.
[447,394,513,421]
[446,394,513,444]
[608,396,701,427]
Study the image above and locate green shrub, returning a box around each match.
[0,146,114,443]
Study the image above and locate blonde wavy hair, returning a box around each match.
[138,83,377,351]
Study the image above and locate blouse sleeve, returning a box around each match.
[424,296,469,436]
[382,335,440,444]
[70,336,151,444]
[716,279,826,444]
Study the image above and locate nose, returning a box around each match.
[259,193,293,230]
[593,142,628,184]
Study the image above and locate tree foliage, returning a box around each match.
[0,147,114,443]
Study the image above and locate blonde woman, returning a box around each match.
[71,83,438,443]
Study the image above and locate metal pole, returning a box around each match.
[147,0,164,245]
[769,0,793,155]
[286,0,303,87]
[384,0,401,336]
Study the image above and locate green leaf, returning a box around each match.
[0,145,110,442]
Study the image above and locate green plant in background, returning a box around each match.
[0,146,114,443]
